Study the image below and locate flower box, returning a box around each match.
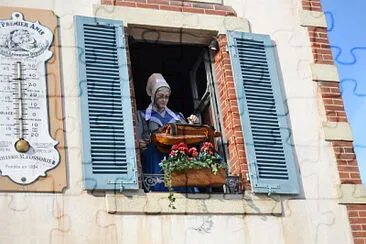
[170,168,226,187]
[160,142,228,208]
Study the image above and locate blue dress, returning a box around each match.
[140,110,196,192]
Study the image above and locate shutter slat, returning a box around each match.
[85,49,117,55]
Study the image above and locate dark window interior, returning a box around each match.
[129,41,207,118]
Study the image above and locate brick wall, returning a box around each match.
[319,81,347,122]
[302,0,322,11]
[101,0,237,16]
[348,205,366,244]
[302,0,360,183]
[308,27,334,64]
[214,35,250,188]
[332,141,362,184]
[301,0,365,243]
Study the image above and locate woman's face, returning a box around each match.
[154,88,170,110]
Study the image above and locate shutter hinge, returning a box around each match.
[268,187,274,196]
[107,180,125,192]
[255,184,280,195]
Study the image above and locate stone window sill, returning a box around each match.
[105,192,282,215]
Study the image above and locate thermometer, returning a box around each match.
[14,61,30,153]
[0,12,60,184]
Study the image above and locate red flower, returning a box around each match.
[177,142,187,148]
[192,151,198,157]
[178,147,187,154]
[188,147,197,156]
[200,142,215,154]
[177,142,188,154]
[204,142,213,148]
[169,151,176,157]
[171,144,179,150]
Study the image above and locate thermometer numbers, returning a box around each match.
[0,60,42,140]
[19,61,41,140]
[0,61,16,137]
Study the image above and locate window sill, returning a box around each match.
[105,192,282,215]
[338,184,366,204]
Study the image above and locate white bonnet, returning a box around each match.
[146,73,170,100]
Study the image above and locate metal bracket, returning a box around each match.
[107,180,125,193]
[254,184,280,195]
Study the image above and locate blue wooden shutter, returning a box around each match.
[227,31,300,194]
[74,16,138,190]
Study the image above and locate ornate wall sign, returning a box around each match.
[0,12,60,184]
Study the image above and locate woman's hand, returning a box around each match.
[187,114,199,124]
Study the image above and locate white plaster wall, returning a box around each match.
[0,0,354,243]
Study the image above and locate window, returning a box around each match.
[74,16,300,195]
[129,39,228,192]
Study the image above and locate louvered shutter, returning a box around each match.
[74,16,138,190]
[227,31,300,194]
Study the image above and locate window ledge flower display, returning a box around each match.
[159,142,227,208]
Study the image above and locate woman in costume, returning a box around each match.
[137,73,198,191]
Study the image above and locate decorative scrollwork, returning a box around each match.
[142,174,165,192]
[224,176,243,194]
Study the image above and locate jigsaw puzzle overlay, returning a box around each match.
[0,0,363,243]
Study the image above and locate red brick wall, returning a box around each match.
[308,27,334,64]
[302,1,360,184]
[302,0,322,12]
[214,35,250,188]
[101,0,237,16]
[302,0,365,243]
[332,141,362,184]
[319,81,347,122]
[348,205,366,244]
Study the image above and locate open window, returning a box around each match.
[129,38,228,191]
[74,16,229,191]
[74,16,300,195]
